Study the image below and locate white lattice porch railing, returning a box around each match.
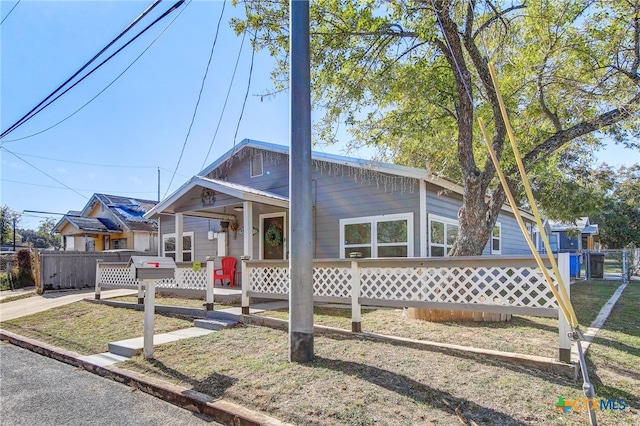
[96,262,208,290]
[242,254,572,361]
[243,256,564,315]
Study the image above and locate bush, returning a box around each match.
[15,249,35,288]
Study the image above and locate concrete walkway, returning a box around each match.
[0,288,136,321]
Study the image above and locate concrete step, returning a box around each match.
[79,352,131,367]
[193,318,238,331]
[108,327,215,357]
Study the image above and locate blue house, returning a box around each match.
[145,139,536,264]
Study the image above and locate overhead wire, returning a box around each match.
[199,30,248,170]
[164,0,226,197]
[232,30,257,151]
[0,0,165,139]
[0,0,20,26]
[1,147,88,200]
[1,178,158,194]
[0,0,190,144]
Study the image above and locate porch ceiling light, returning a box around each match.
[233,206,243,212]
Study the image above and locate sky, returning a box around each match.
[1,0,638,231]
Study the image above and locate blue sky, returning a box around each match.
[1,0,638,230]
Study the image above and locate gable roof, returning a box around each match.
[145,176,289,218]
[82,193,158,232]
[198,139,534,220]
[54,194,158,234]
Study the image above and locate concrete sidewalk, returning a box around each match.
[0,288,136,321]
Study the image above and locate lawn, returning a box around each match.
[0,301,193,354]
[109,294,240,310]
[1,279,637,425]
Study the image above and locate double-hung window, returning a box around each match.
[491,223,502,254]
[428,214,458,257]
[340,213,413,258]
[163,231,194,261]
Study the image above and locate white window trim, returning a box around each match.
[491,222,502,255]
[250,151,264,178]
[163,231,194,261]
[339,213,414,259]
[428,214,459,257]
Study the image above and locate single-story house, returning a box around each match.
[144,139,536,267]
[533,217,600,253]
[53,194,158,252]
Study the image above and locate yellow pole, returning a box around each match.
[477,118,574,326]
[486,63,578,328]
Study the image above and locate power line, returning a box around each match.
[0,0,165,139]
[0,0,189,143]
[0,0,20,26]
[1,178,157,194]
[233,31,257,151]
[0,147,89,200]
[200,30,248,170]
[164,0,227,197]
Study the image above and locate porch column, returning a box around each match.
[243,201,253,259]
[419,180,427,257]
[175,213,184,262]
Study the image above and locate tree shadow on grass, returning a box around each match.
[313,355,526,425]
[584,352,640,410]
[145,358,237,399]
[322,332,579,387]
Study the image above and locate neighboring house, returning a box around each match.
[53,194,158,252]
[533,217,600,254]
[145,139,537,264]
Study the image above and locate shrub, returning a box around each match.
[15,249,35,288]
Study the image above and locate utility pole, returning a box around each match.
[289,0,314,362]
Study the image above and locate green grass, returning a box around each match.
[2,280,636,425]
[117,281,639,425]
[256,280,620,358]
[0,291,35,304]
[0,301,193,354]
[109,294,240,310]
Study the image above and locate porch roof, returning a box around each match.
[144,176,289,219]
[56,215,122,235]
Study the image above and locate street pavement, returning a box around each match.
[0,288,136,321]
[1,343,221,425]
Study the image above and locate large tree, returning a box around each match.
[233,0,640,255]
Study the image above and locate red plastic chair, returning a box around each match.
[214,257,237,287]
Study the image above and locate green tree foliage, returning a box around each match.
[592,165,640,248]
[0,205,21,248]
[233,0,639,255]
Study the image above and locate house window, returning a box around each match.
[548,232,559,253]
[340,213,413,258]
[428,214,458,257]
[491,223,502,254]
[163,232,194,261]
[250,151,263,177]
[111,238,127,250]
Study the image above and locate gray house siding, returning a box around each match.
[157,144,534,261]
[312,169,421,258]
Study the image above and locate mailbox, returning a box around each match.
[128,256,176,280]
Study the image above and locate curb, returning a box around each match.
[0,329,291,426]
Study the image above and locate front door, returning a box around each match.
[260,212,286,259]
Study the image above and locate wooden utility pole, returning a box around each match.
[288,0,314,362]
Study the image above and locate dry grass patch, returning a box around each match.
[108,294,239,310]
[0,300,192,354]
[256,280,622,359]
